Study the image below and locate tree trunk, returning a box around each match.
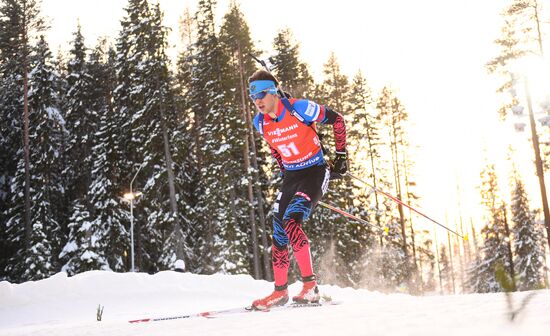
[159,102,184,259]
[239,51,271,280]
[525,78,550,253]
[403,154,418,275]
[236,44,260,279]
[454,226,466,293]
[532,0,544,56]
[502,206,516,291]
[447,231,456,294]
[390,119,408,260]
[434,230,443,295]
[366,135,383,248]
[22,22,31,248]
[245,89,271,280]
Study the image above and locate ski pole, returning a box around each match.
[317,201,387,234]
[346,173,465,239]
[317,201,412,251]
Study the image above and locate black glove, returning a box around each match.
[330,152,348,179]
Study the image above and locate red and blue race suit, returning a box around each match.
[253,98,347,289]
[253,98,346,171]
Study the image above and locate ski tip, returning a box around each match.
[129,318,150,324]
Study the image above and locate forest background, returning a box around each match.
[1,0,550,294]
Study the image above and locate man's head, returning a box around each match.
[248,70,279,115]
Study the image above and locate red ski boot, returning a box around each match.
[292,276,320,304]
[251,286,289,310]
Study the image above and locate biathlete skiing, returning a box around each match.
[248,69,348,310]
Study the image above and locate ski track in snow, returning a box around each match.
[1,271,549,336]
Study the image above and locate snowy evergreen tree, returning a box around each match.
[218,1,270,276]
[468,163,513,293]
[113,0,152,188]
[174,6,202,273]
[486,14,526,120]
[60,25,103,272]
[271,28,313,98]
[346,71,395,289]
[112,0,157,272]
[375,86,415,290]
[6,36,65,281]
[0,0,48,282]
[486,0,550,277]
[438,244,451,293]
[417,233,436,293]
[0,0,27,280]
[183,0,234,274]
[487,1,548,119]
[64,23,97,203]
[510,171,545,290]
[138,3,186,272]
[60,41,126,274]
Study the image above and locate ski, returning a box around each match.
[128,306,248,323]
[128,300,342,323]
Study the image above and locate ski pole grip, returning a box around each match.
[249,53,268,69]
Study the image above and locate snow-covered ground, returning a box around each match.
[1,271,549,336]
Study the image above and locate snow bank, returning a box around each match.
[1,271,549,336]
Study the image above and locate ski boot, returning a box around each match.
[292,275,320,304]
[251,284,289,310]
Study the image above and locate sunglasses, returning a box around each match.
[249,90,271,101]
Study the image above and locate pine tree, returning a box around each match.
[64,23,97,201]
[6,36,65,281]
[113,0,152,188]
[486,15,526,120]
[184,0,235,274]
[0,0,26,280]
[438,244,451,293]
[52,41,71,257]
[347,71,384,280]
[510,170,545,290]
[113,0,160,272]
[417,232,436,293]
[218,1,271,277]
[376,86,414,290]
[487,1,547,119]
[0,0,47,282]
[271,28,313,97]
[468,163,514,293]
[61,25,103,272]
[504,0,545,56]
[346,71,393,289]
[60,41,125,274]
[139,3,185,272]
[174,6,201,273]
[312,53,359,287]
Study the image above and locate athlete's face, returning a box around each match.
[254,92,278,115]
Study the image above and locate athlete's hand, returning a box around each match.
[331,152,348,178]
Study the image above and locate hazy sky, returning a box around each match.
[41,0,543,234]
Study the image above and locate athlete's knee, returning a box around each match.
[283,192,313,222]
